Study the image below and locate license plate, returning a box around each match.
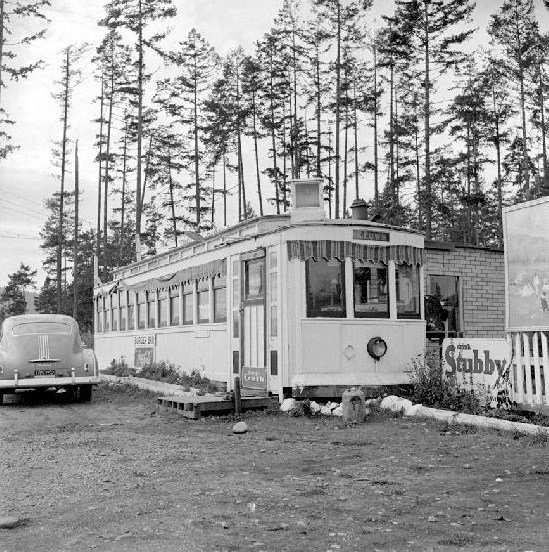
[34,369,56,377]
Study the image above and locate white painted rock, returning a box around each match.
[309,401,321,414]
[365,398,381,406]
[232,422,248,434]
[329,402,340,411]
[380,395,413,413]
[332,406,343,417]
[320,406,332,416]
[280,398,297,412]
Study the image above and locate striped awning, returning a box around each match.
[96,258,227,296]
[287,240,423,265]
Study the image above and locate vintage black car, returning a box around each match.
[0,314,98,404]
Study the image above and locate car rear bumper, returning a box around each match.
[0,375,100,390]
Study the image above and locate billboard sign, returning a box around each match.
[504,198,549,330]
[442,338,511,405]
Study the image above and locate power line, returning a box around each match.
[2,198,45,218]
[4,189,45,209]
[0,233,41,241]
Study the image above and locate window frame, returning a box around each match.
[158,289,168,328]
[352,261,390,319]
[197,278,210,324]
[169,286,180,326]
[396,263,421,320]
[182,282,194,326]
[127,292,135,331]
[213,275,227,323]
[305,258,346,319]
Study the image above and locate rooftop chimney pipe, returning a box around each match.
[350,199,369,220]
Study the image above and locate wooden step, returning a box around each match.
[157,394,278,420]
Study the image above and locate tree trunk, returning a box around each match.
[423,1,432,239]
[193,54,201,229]
[96,79,105,264]
[353,78,359,200]
[252,90,264,216]
[102,65,115,278]
[288,71,296,179]
[140,135,154,208]
[135,0,144,259]
[168,148,177,247]
[72,140,79,320]
[237,128,246,219]
[415,126,421,227]
[334,3,341,218]
[211,167,215,226]
[223,147,228,226]
[292,24,299,178]
[315,43,322,179]
[513,3,530,195]
[493,90,503,244]
[57,48,70,313]
[395,89,400,197]
[343,85,349,217]
[328,125,333,218]
[282,105,288,211]
[538,60,548,188]
[268,47,280,214]
[373,43,379,208]
[0,0,4,110]
[118,118,128,266]
[466,120,472,244]
[389,61,395,208]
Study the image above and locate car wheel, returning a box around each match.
[78,385,92,402]
[0,393,3,406]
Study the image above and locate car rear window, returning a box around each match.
[12,323,72,336]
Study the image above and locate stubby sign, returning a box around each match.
[442,338,511,404]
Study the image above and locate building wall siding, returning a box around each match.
[425,246,505,338]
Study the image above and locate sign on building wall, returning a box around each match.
[135,334,156,346]
[134,334,156,368]
[352,229,389,242]
[442,338,511,404]
[241,366,267,390]
[135,347,154,369]
[504,198,549,330]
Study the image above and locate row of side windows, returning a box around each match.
[95,275,227,333]
[305,258,421,319]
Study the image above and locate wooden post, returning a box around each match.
[234,376,241,415]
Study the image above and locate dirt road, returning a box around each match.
[1,383,548,552]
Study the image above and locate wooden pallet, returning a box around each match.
[157,394,278,420]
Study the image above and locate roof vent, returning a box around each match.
[350,198,369,220]
[290,179,325,223]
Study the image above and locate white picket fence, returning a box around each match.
[507,331,549,406]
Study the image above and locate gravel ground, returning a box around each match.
[0,382,548,552]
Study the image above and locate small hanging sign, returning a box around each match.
[353,229,390,242]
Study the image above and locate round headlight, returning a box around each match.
[367,337,387,360]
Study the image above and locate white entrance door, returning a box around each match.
[240,252,267,392]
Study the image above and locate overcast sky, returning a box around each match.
[0,0,546,287]
[0,0,284,286]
